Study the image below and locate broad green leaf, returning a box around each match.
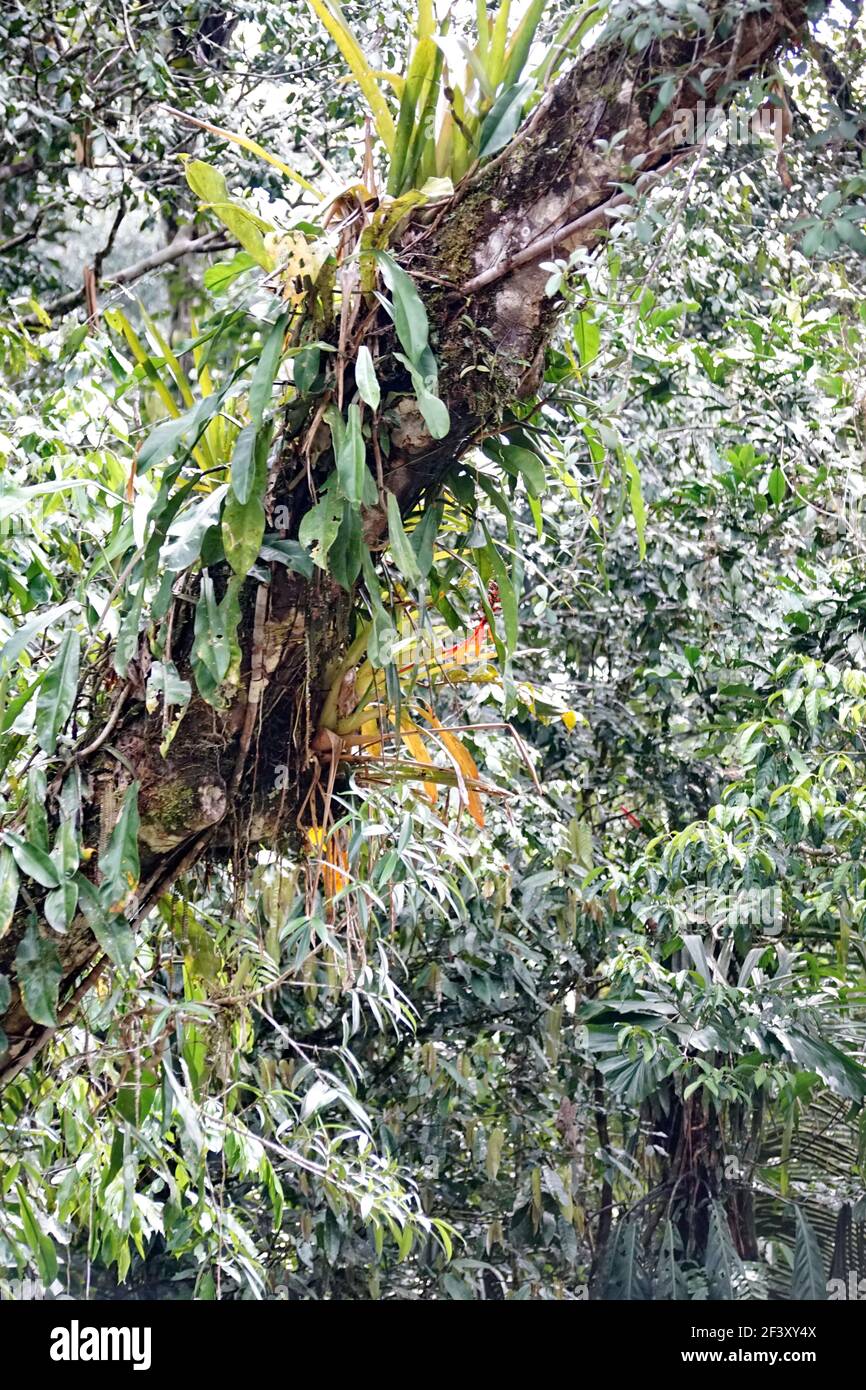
[16,1184,58,1284]
[77,875,135,969]
[204,202,275,271]
[15,926,62,1027]
[184,158,229,204]
[485,1126,505,1179]
[259,536,314,579]
[223,489,266,576]
[35,629,79,754]
[137,393,224,475]
[497,443,547,497]
[394,352,450,439]
[768,465,787,505]
[377,251,429,364]
[192,575,232,687]
[203,252,257,293]
[161,485,227,571]
[51,817,80,878]
[415,382,450,439]
[98,782,140,916]
[3,832,62,889]
[328,503,364,590]
[478,80,533,158]
[361,547,397,667]
[45,878,78,934]
[410,500,443,578]
[0,847,19,939]
[387,491,422,584]
[249,313,289,427]
[482,527,519,656]
[230,423,258,505]
[648,300,699,328]
[355,345,381,410]
[333,403,368,506]
[298,484,343,570]
[145,660,191,714]
[293,344,321,394]
[26,768,49,851]
[574,307,601,366]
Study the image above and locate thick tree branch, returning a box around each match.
[25,230,229,324]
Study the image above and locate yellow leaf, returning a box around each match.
[264,231,325,283]
[305,826,348,900]
[362,715,382,758]
[165,105,321,197]
[421,710,485,828]
[336,68,405,97]
[400,719,438,805]
[306,0,396,154]
[561,709,578,732]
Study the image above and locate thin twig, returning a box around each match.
[460,152,695,296]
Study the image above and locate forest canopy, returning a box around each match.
[1,0,866,1303]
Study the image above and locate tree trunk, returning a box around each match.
[0,0,817,1082]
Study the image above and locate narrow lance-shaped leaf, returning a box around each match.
[501,0,547,87]
[0,600,79,673]
[622,452,647,561]
[792,1207,826,1300]
[16,1183,58,1284]
[388,35,437,196]
[306,0,396,153]
[482,526,519,657]
[478,80,534,159]
[361,547,397,668]
[35,629,79,754]
[177,122,320,196]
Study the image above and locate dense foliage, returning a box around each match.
[1,0,866,1302]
